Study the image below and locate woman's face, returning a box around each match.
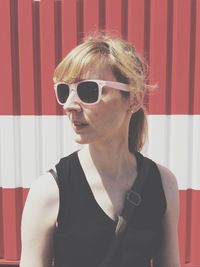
[63,64,131,146]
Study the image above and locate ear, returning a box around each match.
[128,91,144,113]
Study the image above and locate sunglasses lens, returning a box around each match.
[56,84,69,104]
[77,81,99,103]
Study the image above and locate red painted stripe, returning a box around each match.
[83,0,99,34]
[0,1,13,115]
[40,0,57,115]
[127,0,145,56]
[148,0,168,114]
[18,0,35,115]
[0,188,3,259]
[194,1,200,114]
[170,0,191,114]
[105,0,122,34]
[179,190,190,264]
[179,190,200,265]
[62,0,78,55]
[0,188,28,261]
[190,190,200,263]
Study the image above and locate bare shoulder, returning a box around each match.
[156,164,179,216]
[20,173,59,267]
[153,166,180,266]
[22,171,59,228]
[156,164,179,194]
[26,172,59,207]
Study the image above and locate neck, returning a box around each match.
[81,140,136,179]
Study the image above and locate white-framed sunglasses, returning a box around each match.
[54,79,129,105]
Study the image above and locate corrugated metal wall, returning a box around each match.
[0,0,199,266]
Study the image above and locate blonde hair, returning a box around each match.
[53,32,149,152]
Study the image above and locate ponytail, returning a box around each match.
[128,108,148,152]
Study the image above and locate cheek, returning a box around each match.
[84,108,109,132]
[83,95,128,128]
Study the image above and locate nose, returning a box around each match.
[63,90,82,113]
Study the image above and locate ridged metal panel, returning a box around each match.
[0,0,199,266]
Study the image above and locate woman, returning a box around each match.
[20,33,180,267]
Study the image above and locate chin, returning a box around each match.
[75,139,88,145]
[73,135,97,145]
[73,135,90,145]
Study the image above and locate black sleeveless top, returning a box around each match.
[53,151,166,267]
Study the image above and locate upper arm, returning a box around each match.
[20,172,59,267]
[154,164,181,267]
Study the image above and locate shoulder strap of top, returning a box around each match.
[99,153,153,267]
[48,168,58,184]
[48,151,78,185]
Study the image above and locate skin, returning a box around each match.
[20,65,180,267]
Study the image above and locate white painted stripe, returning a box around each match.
[0,116,81,188]
[146,115,200,190]
[0,115,199,189]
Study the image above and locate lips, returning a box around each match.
[72,120,88,132]
[73,120,87,126]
